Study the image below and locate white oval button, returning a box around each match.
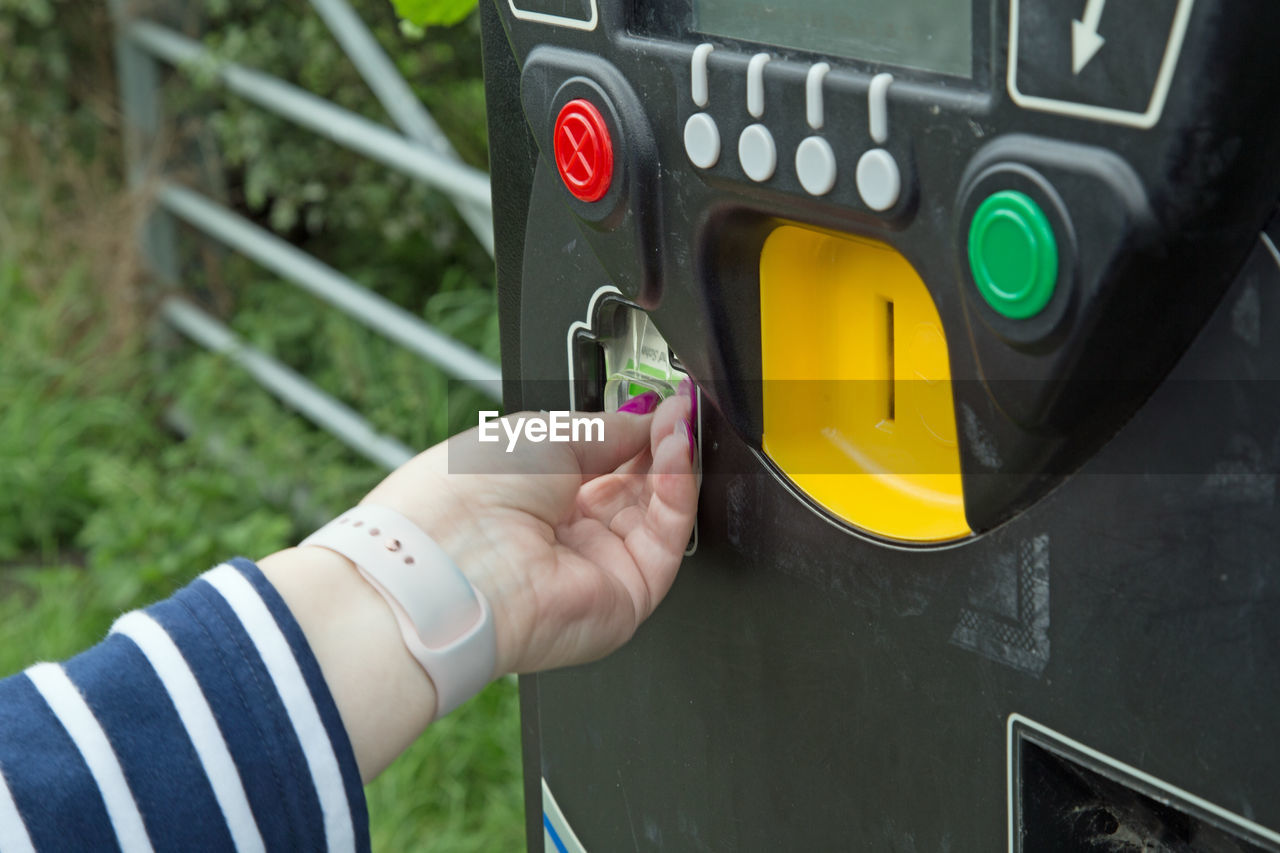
[738,123,776,182]
[856,148,901,211]
[796,136,836,196]
[684,112,721,169]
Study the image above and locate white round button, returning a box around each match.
[856,148,901,211]
[738,123,776,182]
[684,112,720,169]
[795,136,836,196]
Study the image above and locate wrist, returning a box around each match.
[357,487,528,678]
[258,546,437,781]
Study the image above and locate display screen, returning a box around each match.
[692,0,972,77]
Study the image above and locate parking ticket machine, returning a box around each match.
[480,0,1280,847]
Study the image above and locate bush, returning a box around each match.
[0,0,521,846]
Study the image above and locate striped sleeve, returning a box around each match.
[0,558,370,852]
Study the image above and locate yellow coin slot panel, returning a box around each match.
[759,225,971,542]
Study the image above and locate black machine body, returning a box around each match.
[479,0,1280,848]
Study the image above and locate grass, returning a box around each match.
[0,101,522,852]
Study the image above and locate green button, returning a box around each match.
[967,190,1058,319]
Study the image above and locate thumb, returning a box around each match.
[565,406,656,479]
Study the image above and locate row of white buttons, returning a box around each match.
[685,115,900,211]
[683,46,902,211]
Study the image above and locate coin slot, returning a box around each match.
[884,298,896,424]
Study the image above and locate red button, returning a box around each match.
[553,99,614,203]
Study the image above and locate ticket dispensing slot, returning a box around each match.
[571,296,688,414]
[571,296,699,553]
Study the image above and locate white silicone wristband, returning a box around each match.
[299,504,497,719]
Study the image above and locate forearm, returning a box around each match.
[0,395,694,850]
[257,546,439,783]
[0,558,370,851]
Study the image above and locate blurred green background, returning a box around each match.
[0,0,521,847]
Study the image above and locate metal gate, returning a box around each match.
[110,0,500,470]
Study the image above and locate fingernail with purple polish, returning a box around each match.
[679,377,698,425]
[678,419,696,461]
[618,390,661,414]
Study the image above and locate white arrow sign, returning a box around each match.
[1071,0,1107,74]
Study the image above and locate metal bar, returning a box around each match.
[157,182,501,396]
[161,298,415,469]
[128,20,493,209]
[308,0,455,158]
[164,405,335,527]
[109,0,179,283]
[307,0,495,254]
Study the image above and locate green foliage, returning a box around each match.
[0,0,520,846]
[174,0,501,451]
[0,0,117,162]
[391,0,479,28]
[0,257,145,563]
[190,0,489,253]
[366,679,524,851]
[0,145,304,604]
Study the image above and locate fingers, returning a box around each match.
[556,517,653,627]
[621,395,698,616]
[575,460,650,528]
[574,392,693,529]
[643,413,700,551]
[565,407,656,480]
[572,387,692,479]
[570,393,699,624]
[492,389,689,482]
[649,389,692,456]
[521,391,701,674]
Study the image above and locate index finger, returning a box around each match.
[565,408,657,479]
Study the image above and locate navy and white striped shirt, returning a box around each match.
[0,558,370,851]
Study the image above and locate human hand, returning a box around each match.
[359,386,699,677]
